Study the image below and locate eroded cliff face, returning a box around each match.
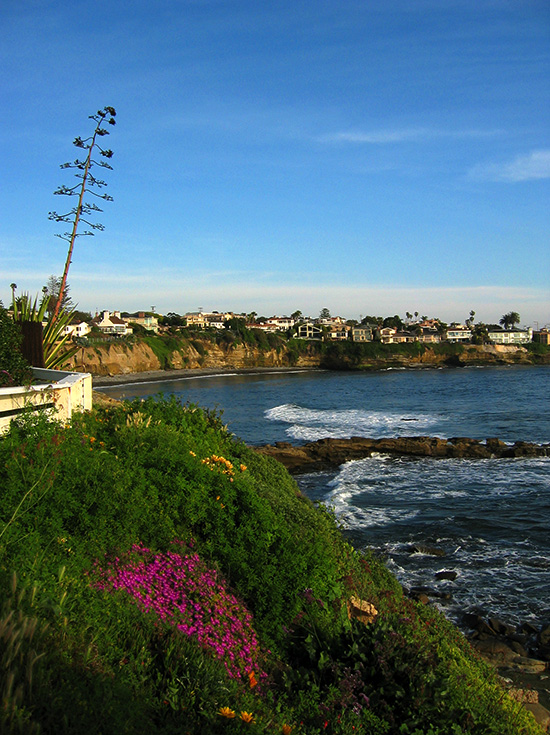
[409,344,535,367]
[67,340,317,376]
[66,339,538,377]
[68,342,162,376]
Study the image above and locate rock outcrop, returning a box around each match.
[254,436,550,473]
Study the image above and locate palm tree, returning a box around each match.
[499,311,520,330]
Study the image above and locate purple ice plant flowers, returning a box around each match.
[92,541,263,681]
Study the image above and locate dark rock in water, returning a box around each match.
[435,570,458,581]
[471,638,517,662]
[409,585,452,600]
[488,617,516,637]
[506,441,542,458]
[254,435,549,473]
[463,613,496,638]
[508,640,528,657]
[520,621,540,637]
[486,437,508,453]
[509,632,528,645]
[408,543,446,557]
[409,590,430,605]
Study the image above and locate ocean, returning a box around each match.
[97,364,550,628]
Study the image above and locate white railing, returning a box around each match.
[0,369,92,434]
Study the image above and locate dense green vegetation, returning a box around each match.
[0,305,32,386]
[0,398,542,734]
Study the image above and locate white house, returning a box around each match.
[446,326,472,342]
[487,328,532,345]
[93,310,133,336]
[263,316,295,330]
[63,320,91,338]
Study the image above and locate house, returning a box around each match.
[417,329,441,344]
[533,328,550,345]
[92,310,133,336]
[264,316,295,331]
[124,311,159,333]
[184,312,208,329]
[184,311,235,329]
[295,322,323,340]
[392,331,417,344]
[327,325,351,341]
[315,315,345,327]
[417,318,440,330]
[377,327,397,343]
[446,326,472,342]
[486,328,532,345]
[63,320,91,338]
[351,326,373,342]
[253,322,280,333]
[204,313,227,330]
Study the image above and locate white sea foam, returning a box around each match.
[264,403,442,440]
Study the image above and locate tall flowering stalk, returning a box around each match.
[92,541,264,681]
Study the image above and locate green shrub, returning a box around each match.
[0,304,32,386]
[0,398,543,734]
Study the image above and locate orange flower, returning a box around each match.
[240,464,247,472]
[248,671,258,688]
[240,711,255,724]
[282,726,293,735]
[218,706,236,718]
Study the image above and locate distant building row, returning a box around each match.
[63,309,548,346]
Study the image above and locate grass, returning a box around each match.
[0,397,543,734]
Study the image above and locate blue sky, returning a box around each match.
[1,0,549,326]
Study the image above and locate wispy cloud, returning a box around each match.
[470,149,550,182]
[317,128,501,144]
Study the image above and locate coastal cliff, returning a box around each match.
[66,335,548,376]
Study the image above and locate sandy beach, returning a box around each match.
[92,366,320,388]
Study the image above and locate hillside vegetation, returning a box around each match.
[0,398,544,734]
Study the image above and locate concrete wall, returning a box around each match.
[0,369,92,434]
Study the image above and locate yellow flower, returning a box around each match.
[189,450,196,457]
[240,711,255,724]
[218,706,236,719]
[240,464,247,472]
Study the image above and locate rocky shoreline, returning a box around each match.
[254,435,550,473]
[402,559,550,720]
[255,436,550,728]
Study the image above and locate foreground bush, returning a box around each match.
[0,398,542,734]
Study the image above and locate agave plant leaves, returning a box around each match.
[14,292,80,370]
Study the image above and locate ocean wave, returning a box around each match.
[264,403,443,440]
